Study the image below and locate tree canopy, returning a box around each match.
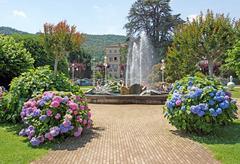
[165,10,239,82]
[0,35,34,87]
[224,40,240,78]
[42,20,85,74]
[124,0,183,61]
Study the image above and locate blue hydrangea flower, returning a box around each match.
[216,108,222,115]
[209,92,215,97]
[214,96,225,102]
[181,106,186,111]
[19,129,26,136]
[197,110,205,117]
[188,81,193,86]
[39,115,47,121]
[208,100,215,106]
[209,108,218,117]
[38,100,46,107]
[199,103,208,111]
[43,95,52,101]
[166,101,174,109]
[219,100,230,109]
[32,109,41,117]
[30,137,41,146]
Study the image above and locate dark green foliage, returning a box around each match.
[125,0,183,61]
[165,76,238,134]
[224,40,240,78]
[0,35,34,88]
[69,48,92,78]
[12,34,49,67]
[12,34,70,76]
[1,66,81,122]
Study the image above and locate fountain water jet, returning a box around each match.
[125,32,154,86]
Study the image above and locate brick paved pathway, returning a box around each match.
[34,104,218,164]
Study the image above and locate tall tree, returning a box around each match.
[124,0,183,61]
[165,10,239,81]
[42,20,85,74]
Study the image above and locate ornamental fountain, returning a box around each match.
[86,32,169,104]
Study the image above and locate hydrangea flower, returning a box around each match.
[30,137,41,146]
[165,76,238,134]
[39,115,47,121]
[20,91,92,146]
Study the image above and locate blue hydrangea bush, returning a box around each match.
[165,76,238,134]
[19,91,92,146]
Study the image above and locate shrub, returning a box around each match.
[2,66,81,122]
[0,35,34,88]
[19,91,92,146]
[165,76,238,134]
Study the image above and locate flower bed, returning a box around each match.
[19,91,92,146]
[165,76,238,134]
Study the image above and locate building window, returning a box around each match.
[109,57,113,62]
[114,57,118,61]
[109,50,112,53]
[114,49,117,53]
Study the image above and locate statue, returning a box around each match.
[227,76,235,90]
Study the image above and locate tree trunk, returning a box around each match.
[208,59,214,77]
[54,58,59,75]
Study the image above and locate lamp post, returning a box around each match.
[104,56,108,85]
[91,58,96,86]
[71,63,75,81]
[161,59,165,83]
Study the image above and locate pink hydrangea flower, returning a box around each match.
[44,133,53,141]
[51,101,60,108]
[64,114,72,121]
[87,112,91,118]
[55,113,61,120]
[53,96,63,103]
[46,109,53,116]
[44,91,54,98]
[224,95,230,100]
[68,102,78,111]
[76,96,82,101]
[24,100,36,108]
[73,111,78,115]
[63,120,71,127]
[83,119,87,125]
[80,105,85,110]
[176,100,182,106]
[76,116,82,123]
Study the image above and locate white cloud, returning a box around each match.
[12,10,27,18]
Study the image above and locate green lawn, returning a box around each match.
[189,120,240,164]
[0,124,51,164]
[231,86,240,98]
[80,86,94,93]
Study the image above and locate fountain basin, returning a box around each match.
[86,94,168,105]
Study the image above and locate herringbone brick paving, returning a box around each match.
[33,104,218,164]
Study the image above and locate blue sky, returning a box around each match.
[0,0,239,35]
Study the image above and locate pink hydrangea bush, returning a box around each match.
[19,91,92,146]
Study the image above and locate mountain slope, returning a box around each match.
[0,26,127,61]
[0,26,29,35]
